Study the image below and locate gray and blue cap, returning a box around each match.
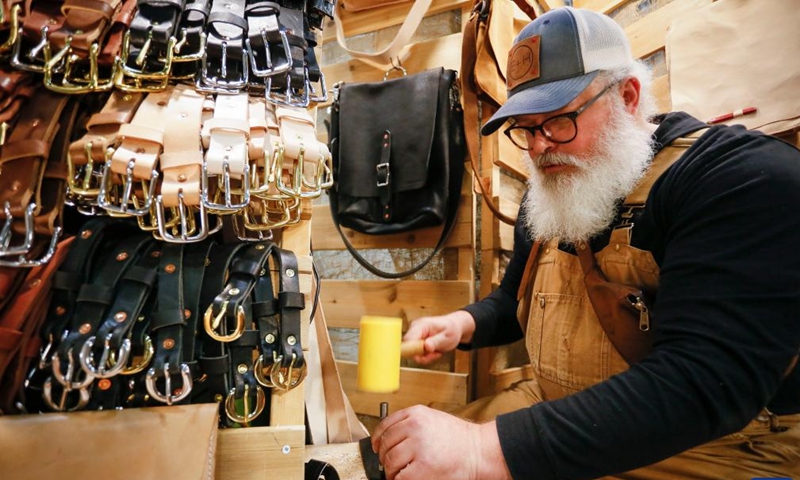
[481,7,633,135]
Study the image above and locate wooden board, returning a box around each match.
[338,360,469,414]
[652,73,671,113]
[322,279,472,329]
[311,197,472,251]
[217,426,306,480]
[323,0,469,43]
[573,0,629,13]
[320,33,463,109]
[625,0,713,60]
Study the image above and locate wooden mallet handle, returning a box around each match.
[400,339,425,358]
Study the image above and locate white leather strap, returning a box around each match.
[333,0,433,70]
[111,88,172,179]
[201,93,249,179]
[160,84,205,208]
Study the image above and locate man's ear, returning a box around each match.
[620,77,641,115]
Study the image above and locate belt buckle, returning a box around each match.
[0,4,21,54]
[246,29,291,78]
[44,39,116,93]
[202,157,252,213]
[10,25,52,72]
[196,40,249,94]
[224,383,266,425]
[376,162,391,187]
[98,157,160,216]
[308,71,328,103]
[145,362,192,405]
[203,300,246,342]
[78,333,131,378]
[266,70,310,108]
[115,30,175,92]
[155,191,222,243]
[67,143,111,202]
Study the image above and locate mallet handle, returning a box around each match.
[400,339,425,358]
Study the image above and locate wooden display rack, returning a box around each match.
[216,217,314,480]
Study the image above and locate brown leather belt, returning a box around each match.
[0,235,73,413]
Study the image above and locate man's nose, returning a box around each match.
[526,129,556,156]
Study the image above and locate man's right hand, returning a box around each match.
[403,310,476,365]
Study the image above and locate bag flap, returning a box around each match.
[337,68,444,198]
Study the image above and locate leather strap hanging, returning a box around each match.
[461,0,535,226]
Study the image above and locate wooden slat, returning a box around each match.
[338,361,469,414]
[311,196,472,250]
[497,198,518,252]
[321,33,462,109]
[625,0,712,60]
[217,426,305,480]
[322,280,472,329]
[652,73,671,113]
[323,0,469,43]
[494,131,527,180]
[538,0,566,11]
[573,0,629,13]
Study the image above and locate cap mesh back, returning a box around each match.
[573,8,633,73]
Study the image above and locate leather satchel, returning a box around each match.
[329,67,465,278]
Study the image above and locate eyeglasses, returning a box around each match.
[503,83,616,150]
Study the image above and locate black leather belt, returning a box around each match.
[198,0,248,92]
[245,0,290,79]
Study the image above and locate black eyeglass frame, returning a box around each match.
[503,82,617,150]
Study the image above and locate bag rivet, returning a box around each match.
[287,335,297,346]
[116,252,128,261]
[163,338,175,349]
[79,323,91,334]
[229,287,240,295]
[114,312,127,322]
[237,364,248,374]
[285,269,295,278]
[265,334,276,344]
[81,229,92,239]
[164,264,176,273]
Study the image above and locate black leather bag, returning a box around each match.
[328,67,465,278]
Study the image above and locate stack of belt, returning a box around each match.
[0,219,308,427]
[0,0,333,97]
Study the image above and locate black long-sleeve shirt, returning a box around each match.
[462,112,800,479]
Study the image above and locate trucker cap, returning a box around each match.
[481,6,633,135]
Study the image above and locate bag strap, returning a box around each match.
[330,184,461,279]
[333,0,433,70]
[460,0,532,226]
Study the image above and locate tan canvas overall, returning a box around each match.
[457,136,800,479]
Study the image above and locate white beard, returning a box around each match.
[521,96,655,245]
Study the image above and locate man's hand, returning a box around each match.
[403,310,476,365]
[371,405,511,480]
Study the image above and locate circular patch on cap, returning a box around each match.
[507,35,541,90]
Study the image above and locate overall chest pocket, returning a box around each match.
[527,291,629,394]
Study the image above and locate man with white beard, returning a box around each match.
[370,6,800,480]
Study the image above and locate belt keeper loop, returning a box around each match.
[377,130,392,222]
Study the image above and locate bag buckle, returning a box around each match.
[376,162,391,187]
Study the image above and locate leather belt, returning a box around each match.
[0,0,23,54]
[22,218,135,413]
[198,0,248,92]
[84,240,159,410]
[0,89,70,266]
[156,83,211,243]
[11,0,66,72]
[116,0,184,90]
[67,90,144,206]
[100,87,171,216]
[245,0,290,79]
[270,245,305,389]
[146,242,192,405]
[0,235,73,414]
[0,66,36,125]
[266,5,307,106]
[170,0,210,78]
[98,0,136,68]
[201,92,251,212]
[44,231,150,411]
